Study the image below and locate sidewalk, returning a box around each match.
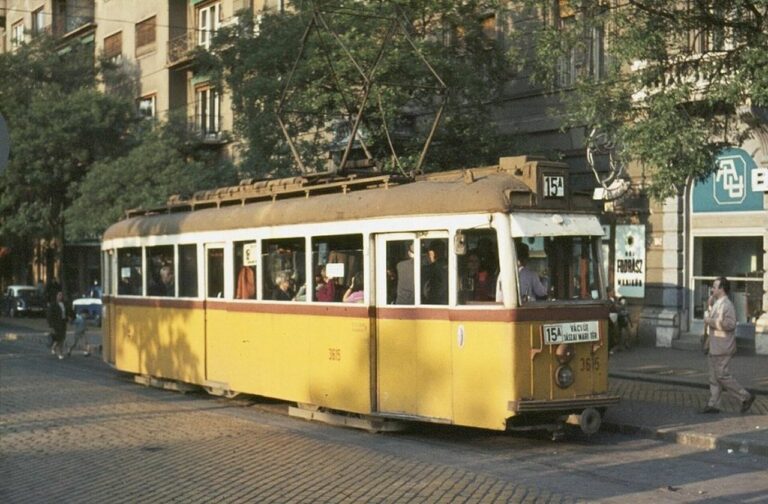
[605,345,768,458]
[2,317,767,457]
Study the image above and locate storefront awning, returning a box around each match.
[510,213,604,237]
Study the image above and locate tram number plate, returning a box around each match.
[542,321,599,344]
[543,175,565,198]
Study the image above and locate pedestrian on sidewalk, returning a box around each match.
[47,291,67,360]
[701,277,755,414]
[67,309,90,357]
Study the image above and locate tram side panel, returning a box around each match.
[204,304,373,414]
[110,300,206,385]
[376,315,453,421]
[449,318,513,431]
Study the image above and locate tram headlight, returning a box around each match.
[555,343,574,364]
[555,365,574,388]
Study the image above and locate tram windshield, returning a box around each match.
[509,213,604,304]
[514,235,603,303]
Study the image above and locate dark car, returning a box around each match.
[2,285,46,318]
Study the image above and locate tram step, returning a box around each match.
[134,374,199,394]
[288,405,406,433]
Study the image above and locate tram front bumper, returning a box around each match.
[508,394,620,414]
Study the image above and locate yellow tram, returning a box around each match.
[101,156,618,433]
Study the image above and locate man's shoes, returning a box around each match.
[741,393,756,414]
[699,406,720,414]
[57,354,64,360]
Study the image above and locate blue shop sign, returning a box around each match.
[692,148,765,213]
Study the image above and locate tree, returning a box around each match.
[65,116,238,240]
[200,0,514,178]
[515,0,768,200]
[0,36,136,283]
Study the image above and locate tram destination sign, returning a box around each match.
[542,321,600,345]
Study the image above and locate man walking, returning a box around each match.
[700,277,755,414]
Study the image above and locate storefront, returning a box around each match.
[689,147,768,350]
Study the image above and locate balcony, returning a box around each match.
[188,117,227,145]
[167,29,196,68]
[52,14,94,39]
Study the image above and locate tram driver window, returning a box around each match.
[514,236,602,303]
[311,234,363,303]
[234,241,257,300]
[458,231,499,304]
[262,238,305,301]
[117,248,143,296]
[147,245,175,297]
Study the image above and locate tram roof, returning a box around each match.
[103,156,590,240]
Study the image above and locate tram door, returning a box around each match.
[204,244,225,380]
[374,233,452,421]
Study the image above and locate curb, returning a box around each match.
[602,420,768,458]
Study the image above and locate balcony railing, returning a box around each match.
[167,29,196,67]
[188,117,227,144]
[52,14,94,38]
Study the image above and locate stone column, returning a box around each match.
[638,195,684,347]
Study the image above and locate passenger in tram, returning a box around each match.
[516,243,548,303]
[465,250,496,302]
[271,272,294,301]
[395,245,415,305]
[423,240,448,305]
[149,264,174,297]
[343,273,365,303]
[314,266,336,302]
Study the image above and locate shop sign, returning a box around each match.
[693,148,765,213]
[614,225,645,298]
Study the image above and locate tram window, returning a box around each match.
[234,241,257,300]
[311,234,363,303]
[514,236,602,303]
[178,244,198,298]
[207,248,224,298]
[262,238,305,301]
[421,239,449,305]
[458,231,499,304]
[389,240,415,305]
[117,247,142,296]
[146,246,175,297]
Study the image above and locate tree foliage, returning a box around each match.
[201,0,513,177]
[516,0,768,199]
[0,36,135,250]
[65,117,238,240]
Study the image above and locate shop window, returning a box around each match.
[179,244,198,298]
[104,31,122,63]
[262,238,305,301]
[117,248,143,296]
[234,240,257,299]
[692,236,764,322]
[135,16,156,56]
[311,234,363,303]
[457,231,499,304]
[147,245,174,297]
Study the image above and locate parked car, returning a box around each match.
[2,285,46,318]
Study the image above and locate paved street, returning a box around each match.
[2,318,767,503]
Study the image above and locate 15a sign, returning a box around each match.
[543,175,565,198]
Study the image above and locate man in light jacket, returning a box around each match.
[701,277,755,414]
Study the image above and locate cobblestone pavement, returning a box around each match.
[608,378,768,415]
[2,333,768,503]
